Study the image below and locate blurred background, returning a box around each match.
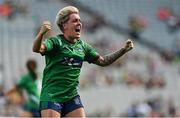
[0,0,180,117]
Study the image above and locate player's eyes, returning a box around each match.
[72,19,81,23]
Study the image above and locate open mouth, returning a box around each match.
[75,28,80,33]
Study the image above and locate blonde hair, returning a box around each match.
[55,6,79,32]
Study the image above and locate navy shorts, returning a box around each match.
[39,95,84,116]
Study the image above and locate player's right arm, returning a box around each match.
[32,21,52,54]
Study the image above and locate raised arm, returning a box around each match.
[93,39,133,66]
[32,21,52,53]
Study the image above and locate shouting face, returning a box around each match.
[63,13,82,41]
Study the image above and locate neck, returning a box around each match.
[63,34,77,44]
[29,71,37,80]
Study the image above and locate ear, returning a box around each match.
[63,23,67,30]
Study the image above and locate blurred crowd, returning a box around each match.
[157,7,180,33]
[85,95,180,117]
[128,15,148,39]
[80,52,167,90]
[122,96,180,117]
[0,0,29,20]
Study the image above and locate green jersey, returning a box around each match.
[40,34,99,103]
[16,73,39,110]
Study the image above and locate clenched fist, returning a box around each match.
[124,39,134,51]
[40,21,52,35]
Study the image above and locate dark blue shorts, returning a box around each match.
[39,95,84,116]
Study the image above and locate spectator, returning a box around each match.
[157,7,171,21]
[0,0,12,18]
[128,15,148,39]
[0,59,40,117]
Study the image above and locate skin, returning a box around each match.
[41,109,60,117]
[63,14,82,43]
[33,12,133,118]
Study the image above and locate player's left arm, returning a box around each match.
[93,39,133,66]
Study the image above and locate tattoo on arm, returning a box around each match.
[94,48,129,67]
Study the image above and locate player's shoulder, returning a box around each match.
[21,73,31,80]
[45,35,59,41]
[78,38,88,46]
[17,73,29,84]
[46,34,62,46]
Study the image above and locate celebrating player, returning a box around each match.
[32,6,133,117]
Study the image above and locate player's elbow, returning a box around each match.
[32,47,39,53]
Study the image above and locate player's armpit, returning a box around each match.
[93,56,105,66]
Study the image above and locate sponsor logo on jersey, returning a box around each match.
[60,57,83,67]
